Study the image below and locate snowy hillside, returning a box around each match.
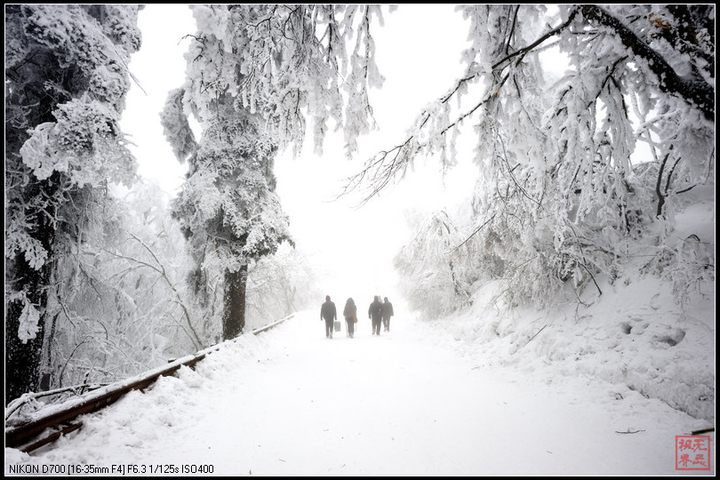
[418,184,715,423]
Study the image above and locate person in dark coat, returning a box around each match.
[320,295,337,339]
[343,298,357,339]
[368,295,383,336]
[381,297,394,332]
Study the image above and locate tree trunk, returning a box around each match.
[6,258,51,403]
[5,176,56,403]
[222,263,248,340]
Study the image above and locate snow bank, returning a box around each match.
[417,194,715,423]
[433,276,714,421]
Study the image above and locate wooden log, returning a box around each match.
[6,313,294,453]
[20,422,83,453]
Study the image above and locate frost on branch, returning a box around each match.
[5,4,143,400]
[166,4,388,338]
[180,4,385,158]
[372,5,714,312]
[395,211,477,319]
[18,300,41,344]
[160,88,198,163]
[20,100,137,187]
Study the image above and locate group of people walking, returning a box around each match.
[320,295,394,339]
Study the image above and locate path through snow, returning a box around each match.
[6,309,713,475]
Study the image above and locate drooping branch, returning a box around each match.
[449,214,496,254]
[343,4,713,208]
[341,9,579,203]
[337,136,416,206]
[443,9,580,107]
[580,5,714,122]
[491,8,579,71]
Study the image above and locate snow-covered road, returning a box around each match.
[7,310,713,475]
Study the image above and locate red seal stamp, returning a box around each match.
[676,435,711,470]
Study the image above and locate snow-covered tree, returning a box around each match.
[395,211,477,318]
[161,5,386,338]
[5,5,142,401]
[349,5,715,309]
[246,242,321,330]
[165,97,292,339]
[41,182,204,389]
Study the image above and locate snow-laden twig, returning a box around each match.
[102,233,203,351]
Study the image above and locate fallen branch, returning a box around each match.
[515,324,547,353]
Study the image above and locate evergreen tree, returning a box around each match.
[161,5,384,338]
[165,97,291,338]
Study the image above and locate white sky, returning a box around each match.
[120,5,477,305]
[120,5,196,196]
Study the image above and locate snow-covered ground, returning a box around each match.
[435,188,716,424]
[5,306,714,475]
